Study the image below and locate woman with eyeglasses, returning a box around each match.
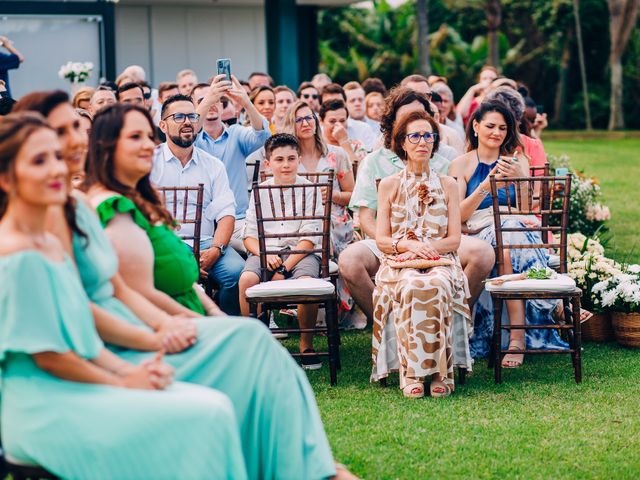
[283,100,355,257]
[248,85,276,133]
[449,101,567,367]
[297,81,320,112]
[372,110,470,399]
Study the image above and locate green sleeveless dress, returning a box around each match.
[95,195,205,314]
[0,251,246,479]
[77,198,336,480]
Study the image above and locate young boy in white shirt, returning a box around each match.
[240,133,325,369]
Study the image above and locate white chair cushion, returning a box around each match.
[246,278,335,298]
[485,274,577,293]
[548,254,561,269]
[329,260,339,274]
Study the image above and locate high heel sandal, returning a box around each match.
[402,382,425,399]
[429,379,452,398]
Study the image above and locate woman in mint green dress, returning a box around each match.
[16,95,347,479]
[0,112,247,479]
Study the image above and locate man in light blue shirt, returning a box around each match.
[193,75,271,252]
[152,94,244,315]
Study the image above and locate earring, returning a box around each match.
[474,131,478,137]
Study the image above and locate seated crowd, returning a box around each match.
[0,60,567,477]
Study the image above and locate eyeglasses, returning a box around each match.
[143,92,152,100]
[295,115,316,124]
[405,132,438,144]
[163,112,200,123]
[302,93,319,100]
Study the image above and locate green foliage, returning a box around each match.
[318,0,640,130]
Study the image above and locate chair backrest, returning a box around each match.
[352,159,359,180]
[259,171,331,184]
[157,184,205,264]
[489,174,572,275]
[246,158,262,193]
[529,162,550,177]
[251,171,334,281]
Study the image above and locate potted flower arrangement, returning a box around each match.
[548,154,611,237]
[565,233,622,341]
[592,265,640,347]
[58,61,94,93]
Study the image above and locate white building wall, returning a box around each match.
[115,4,267,85]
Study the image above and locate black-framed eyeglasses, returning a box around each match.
[302,93,319,100]
[163,112,200,124]
[295,114,316,124]
[143,92,152,100]
[405,132,438,144]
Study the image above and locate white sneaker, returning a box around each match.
[269,314,288,339]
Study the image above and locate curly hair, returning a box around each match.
[83,103,174,226]
[380,87,436,150]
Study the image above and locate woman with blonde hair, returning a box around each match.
[72,86,94,110]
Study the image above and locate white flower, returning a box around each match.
[627,264,640,274]
[601,290,617,307]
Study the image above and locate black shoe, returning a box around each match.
[300,349,322,370]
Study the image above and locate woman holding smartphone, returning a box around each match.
[449,101,567,367]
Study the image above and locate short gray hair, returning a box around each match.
[484,86,525,122]
[432,83,454,102]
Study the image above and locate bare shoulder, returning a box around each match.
[439,175,458,190]
[86,186,120,210]
[0,230,63,258]
[71,189,91,205]
[449,151,475,175]
[378,172,401,193]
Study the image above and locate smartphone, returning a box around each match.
[217,58,231,82]
[536,104,544,114]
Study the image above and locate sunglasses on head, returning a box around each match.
[143,92,152,100]
[302,93,318,100]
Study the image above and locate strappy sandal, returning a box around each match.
[402,382,425,399]
[502,340,525,368]
[429,379,452,398]
[553,304,593,324]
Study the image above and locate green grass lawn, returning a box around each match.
[306,136,640,479]
[545,137,640,264]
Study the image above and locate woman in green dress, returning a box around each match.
[14,94,351,479]
[0,112,247,479]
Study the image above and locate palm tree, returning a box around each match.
[416,0,432,75]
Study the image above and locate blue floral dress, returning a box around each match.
[465,161,568,358]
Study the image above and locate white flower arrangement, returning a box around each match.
[592,266,640,313]
[562,233,622,311]
[58,61,94,84]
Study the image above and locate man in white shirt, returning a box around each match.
[152,94,244,315]
[344,80,381,134]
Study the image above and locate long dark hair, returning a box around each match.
[11,90,87,241]
[84,103,173,226]
[0,112,53,217]
[466,101,523,156]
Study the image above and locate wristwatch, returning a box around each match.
[276,264,292,279]
[211,243,226,255]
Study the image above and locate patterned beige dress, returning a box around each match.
[371,169,472,390]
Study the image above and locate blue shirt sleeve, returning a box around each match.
[0,52,20,71]
[236,118,272,156]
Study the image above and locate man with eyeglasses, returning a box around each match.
[152,94,243,315]
[194,74,271,253]
[116,82,145,106]
[296,81,320,112]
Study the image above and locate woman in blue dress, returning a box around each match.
[13,91,356,480]
[449,101,567,367]
[0,112,247,479]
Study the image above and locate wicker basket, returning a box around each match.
[582,312,614,342]
[611,312,640,348]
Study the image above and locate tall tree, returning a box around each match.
[607,0,640,129]
[416,0,432,75]
[486,0,502,67]
[573,0,592,129]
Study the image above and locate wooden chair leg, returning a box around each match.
[379,378,387,388]
[458,367,467,386]
[571,296,583,384]
[492,295,504,384]
[325,298,339,386]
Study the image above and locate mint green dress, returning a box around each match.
[76,198,336,480]
[0,251,247,480]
